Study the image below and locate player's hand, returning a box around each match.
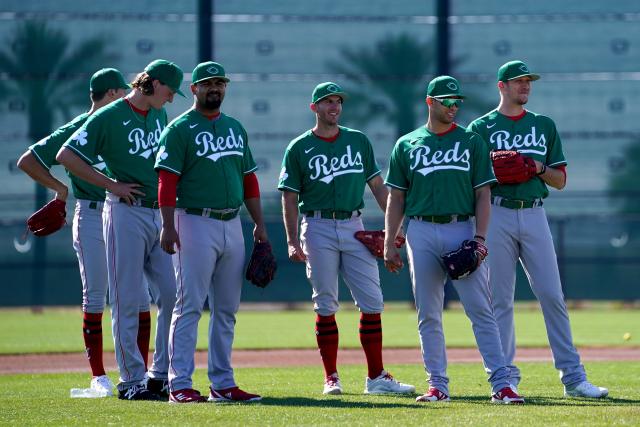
[253,223,268,243]
[287,241,307,262]
[54,185,69,202]
[160,226,180,255]
[384,244,404,273]
[107,181,145,205]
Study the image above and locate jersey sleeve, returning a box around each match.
[544,118,567,167]
[277,143,302,193]
[384,141,409,190]
[154,124,186,175]
[62,115,103,164]
[362,134,381,181]
[470,133,497,188]
[240,125,258,174]
[29,136,58,170]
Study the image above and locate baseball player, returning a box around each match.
[57,59,183,400]
[16,68,139,397]
[384,76,524,404]
[279,82,415,396]
[468,60,608,398]
[155,61,265,404]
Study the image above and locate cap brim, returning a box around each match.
[192,76,231,84]
[176,88,186,97]
[432,94,466,99]
[315,92,348,103]
[507,73,540,81]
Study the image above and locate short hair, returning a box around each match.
[130,72,155,96]
[90,90,108,103]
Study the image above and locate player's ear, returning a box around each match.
[426,97,433,106]
[190,84,197,95]
[310,103,317,113]
[498,81,505,89]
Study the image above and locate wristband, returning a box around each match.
[473,234,486,242]
[537,164,547,176]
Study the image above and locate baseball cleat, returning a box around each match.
[208,386,262,403]
[323,373,343,395]
[564,381,608,398]
[491,386,525,404]
[416,387,450,402]
[364,370,415,395]
[90,375,114,397]
[169,388,207,404]
[118,383,162,401]
[145,377,170,401]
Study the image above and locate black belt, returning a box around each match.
[119,198,159,209]
[88,201,104,210]
[410,214,470,224]
[304,210,360,220]
[185,207,239,221]
[491,196,543,210]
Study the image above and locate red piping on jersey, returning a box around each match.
[436,123,457,137]
[505,110,527,121]
[124,98,149,117]
[244,172,260,199]
[158,170,179,207]
[312,129,340,142]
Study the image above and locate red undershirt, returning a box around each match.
[124,98,149,117]
[312,129,340,142]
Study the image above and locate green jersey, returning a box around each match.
[29,113,106,201]
[154,110,257,209]
[385,124,496,217]
[468,110,566,201]
[277,126,381,212]
[63,98,167,203]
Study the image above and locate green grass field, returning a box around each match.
[0,305,638,354]
[0,363,638,426]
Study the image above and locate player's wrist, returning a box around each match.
[473,234,486,242]
[537,164,547,175]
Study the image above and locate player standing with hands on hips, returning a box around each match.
[279,82,415,396]
[384,76,524,404]
[17,68,130,397]
[155,61,265,403]
[57,60,183,400]
[468,60,607,398]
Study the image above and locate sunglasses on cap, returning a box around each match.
[431,97,463,108]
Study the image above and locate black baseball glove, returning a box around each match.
[441,240,488,280]
[245,241,277,288]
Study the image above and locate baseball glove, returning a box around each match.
[491,150,537,184]
[245,241,277,288]
[354,230,406,259]
[441,239,488,280]
[27,198,67,237]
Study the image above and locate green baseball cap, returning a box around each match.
[89,68,130,92]
[144,59,185,97]
[426,75,465,99]
[312,82,347,104]
[192,61,230,84]
[498,60,540,82]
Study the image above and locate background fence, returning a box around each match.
[1,1,639,305]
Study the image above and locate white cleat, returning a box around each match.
[323,373,343,395]
[90,375,115,397]
[364,370,415,395]
[564,381,608,398]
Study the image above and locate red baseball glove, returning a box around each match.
[354,230,406,259]
[27,198,67,237]
[491,150,537,184]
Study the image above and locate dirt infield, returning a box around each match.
[1,347,638,375]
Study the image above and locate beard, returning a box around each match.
[198,92,223,110]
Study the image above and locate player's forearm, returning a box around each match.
[384,188,405,244]
[56,148,115,191]
[159,206,176,229]
[474,185,491,239]
[17,151,68,200]
[244,197,265,228]
[538,164,566,190]
[368,175,389,212]
[282,192,300,243]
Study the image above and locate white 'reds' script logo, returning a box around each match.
[128,119,164,159]
[308,145,363,183]
[489,126,547,155]
[195,128,244,161]
[409,141,470,176]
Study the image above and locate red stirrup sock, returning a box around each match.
[315,314,339,377]
[82,312,106,377]
[137,311,151,370]
[359,312,384,379]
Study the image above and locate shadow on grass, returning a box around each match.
[257,395,442,409]
[453,395,640,406]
